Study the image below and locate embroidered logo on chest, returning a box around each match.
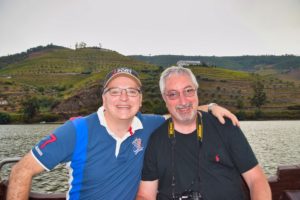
[132,137,144,155]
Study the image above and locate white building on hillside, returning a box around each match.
[177,60,201,67]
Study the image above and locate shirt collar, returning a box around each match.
[97,106,143,139]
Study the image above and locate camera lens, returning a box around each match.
[178,191,202,200]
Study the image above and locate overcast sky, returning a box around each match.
[1,0,300,57]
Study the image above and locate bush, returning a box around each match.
[254,109,264,119]
[236,110,246,120]
[0,112,11,124]
[142,99,153,113]
[152,102,168,115]
[287,105,300,110]
[9,113,23,123]
[39,113,60,122]
[38,97,60,110]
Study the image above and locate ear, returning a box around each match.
[139,94,143,107]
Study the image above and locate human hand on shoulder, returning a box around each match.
[207,103,240,127]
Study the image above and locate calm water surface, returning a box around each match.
[0,121,299,193]
[241,121,300,176]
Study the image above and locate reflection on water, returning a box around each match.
[0,121,300,193]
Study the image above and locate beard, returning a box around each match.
[174,103,197,123]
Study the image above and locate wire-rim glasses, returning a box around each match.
[164,87,196,100]
[103,87,141,97]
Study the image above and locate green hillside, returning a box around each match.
[130,55,300,83]
[0,46,157,93]
[130,55,300,70]
[0,45,300,123]
[0,45,159,122]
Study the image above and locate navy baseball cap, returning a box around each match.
[103,67,142,88]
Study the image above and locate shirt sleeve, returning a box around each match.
[223,119,258,174]
[31,120,76,170]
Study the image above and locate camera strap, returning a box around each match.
[168,112,203,199]
[168,112,203,141]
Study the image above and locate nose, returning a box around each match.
[119,89,129,101]
[178,92,188,104]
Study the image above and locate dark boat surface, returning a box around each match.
[1,158,300,200]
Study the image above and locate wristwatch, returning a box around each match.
[208,103,217,113]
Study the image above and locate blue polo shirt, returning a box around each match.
[31,107,165,200]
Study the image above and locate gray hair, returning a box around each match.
[159,66,199,94]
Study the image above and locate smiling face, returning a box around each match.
[163,74,199,126]
[102,76,142,122]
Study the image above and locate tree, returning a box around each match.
[22,97,40,122]
[75,42,87,49]
[79,42,87,48]
[236,98,244,110]
[250,79,267,109]
[0,112,11,124]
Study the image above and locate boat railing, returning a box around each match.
[1,157,300,200]
[0,157,65,200]
[0,157,21,171]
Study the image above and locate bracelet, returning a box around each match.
[208,103,217,113]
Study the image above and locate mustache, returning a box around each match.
[175,103,193,110]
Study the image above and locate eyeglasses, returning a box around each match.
[164,87,196,100]
[103,87,141,97]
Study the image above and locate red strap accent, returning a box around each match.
[215,154,220,162]
[128,126,133,136]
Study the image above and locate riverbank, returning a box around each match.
[1,109,300,124]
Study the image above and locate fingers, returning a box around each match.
[211,105,240,127]
[217,115,226,124]
[228,113,240,127]
[215,111,240,127]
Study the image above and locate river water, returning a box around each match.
[0,121,300,193]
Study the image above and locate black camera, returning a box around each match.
[176,190,203,200]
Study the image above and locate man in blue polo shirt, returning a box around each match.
[7,67,238,200]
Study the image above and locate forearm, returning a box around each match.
[249,180,271,200]
[136,194,153,200]
[244,166,272,200]
[7,152,44,200]
[197,105,208,112]
[136,180,158,200]
[7,164,33,200]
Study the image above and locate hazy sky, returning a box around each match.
[1,0,300,56]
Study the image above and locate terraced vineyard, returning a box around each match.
[0,45,299,122]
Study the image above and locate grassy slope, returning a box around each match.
[1,48,157,87]
[175,65,299,110]
[0,46,299,120]
[0,47,158,114]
